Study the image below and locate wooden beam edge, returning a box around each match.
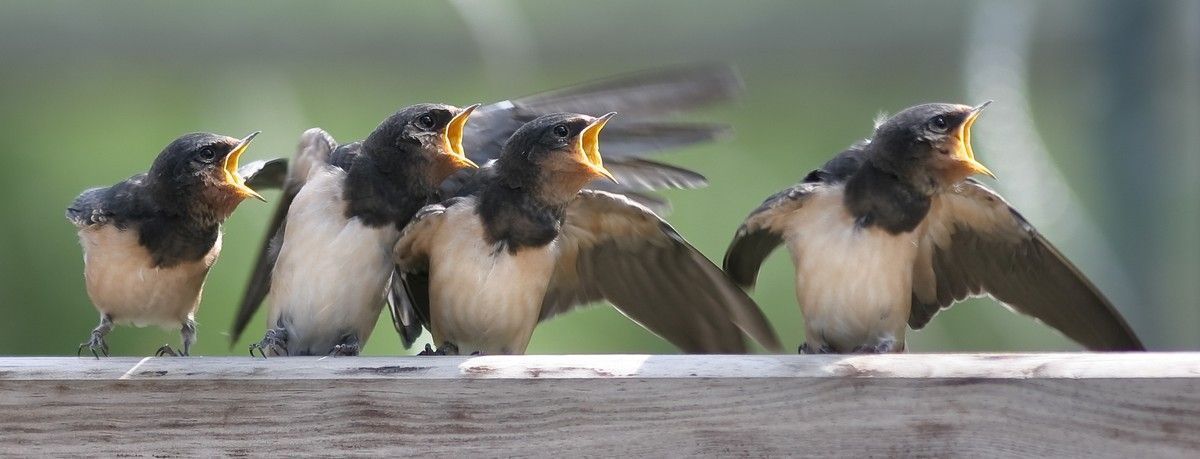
[0,353,1196,381]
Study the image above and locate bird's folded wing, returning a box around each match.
[66,173,157,229]
[389,201,458,348]
[66,186,119,228]
[910,179,1144,351]
[542,190,782,353]
[387,270,430,348]
[230,128,338,346]
[723,180,825,288]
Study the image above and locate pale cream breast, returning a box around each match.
[78,225,217,329]
[427,202,558,355]
[784,185,921,350]
[266,166,399,353]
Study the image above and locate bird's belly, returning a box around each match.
[268,206,399,355]
[429,237,557,355]
[786,205,919,351]
[78,226,217,329]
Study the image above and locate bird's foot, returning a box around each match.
[418,342,460,356]
[798,342,834,354]
[154,345,185,357]
[249,328,288,358]
[327,334,361,357]
[851,338,897,354]
[329,343,360,357]
[77,332,109,359]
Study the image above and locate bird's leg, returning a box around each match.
[77,314,113,359]
[180,318,196,356]
[798,342,835,354]
[249,327,289,358]
[417,341,460,356]
[329,334,361,357]
[155,319,194,357]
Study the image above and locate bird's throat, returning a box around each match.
[843,162,932,235]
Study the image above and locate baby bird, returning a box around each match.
[724,102,1143,353]
[68,132,267,357]
[394,113,781,355]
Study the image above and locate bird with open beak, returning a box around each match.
[394,113,781,355]
[724,102,1144,353]
[247,104,479,356]
[230,64,746,352]
[67,132,268,357]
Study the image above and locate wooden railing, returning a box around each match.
[1,353,1197,457]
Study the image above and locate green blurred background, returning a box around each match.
[0,0,1196,356]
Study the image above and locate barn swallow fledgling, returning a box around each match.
[723,102,1144,353]
[230,64,745,353]
[67,132,271,357]
[394,113,782,355]
[242,104,479,356]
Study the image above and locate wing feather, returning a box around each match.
[542,191,782,353]
[911,179,1144,350]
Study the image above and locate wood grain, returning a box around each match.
[0,354,1197,457]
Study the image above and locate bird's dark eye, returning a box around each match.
[929,115,949,133]
[553,124,569,138]
[197,147,217,163]
[417,114,436,130]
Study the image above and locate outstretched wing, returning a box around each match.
[540,190,782,353]
[443,64,742,199]
[230,128,338,346]
[910,179,1144,351]
[723,178,827,288]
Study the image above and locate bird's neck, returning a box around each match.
[136,216,221,268]
[343,153,433,229]
[478,180,565,253]
[843,159,933,234]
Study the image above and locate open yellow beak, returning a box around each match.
[955,101,995,179]
[222,131,265,202]
[579,112,617,183]
[442,103,480,170]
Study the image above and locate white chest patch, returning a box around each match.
[78,225,218,329]
[267,167,400,354]
[784,186,922,351]
[427,204,558,355]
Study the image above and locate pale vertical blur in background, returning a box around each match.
[0,0,1195,355]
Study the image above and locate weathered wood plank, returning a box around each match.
[0,354,1197,457]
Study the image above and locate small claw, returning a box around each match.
[329,343,360,357]
[155,345,182,357]
[78,333,109,359]
[250,328,289,358]
[799,343,835,354]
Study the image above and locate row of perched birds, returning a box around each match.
[67,64,1144,358]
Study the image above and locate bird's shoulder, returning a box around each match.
[66,173,154,229]
[394,197,477,272]
[564,190,678,244]
[740,178,829,233]
[328,141,360,171]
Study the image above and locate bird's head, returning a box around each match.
[870,101,994,186]
[148,131,264,221]
[363,103,479,185]
[497,112,617,203]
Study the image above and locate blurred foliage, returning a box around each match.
[0,0,1193,356]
